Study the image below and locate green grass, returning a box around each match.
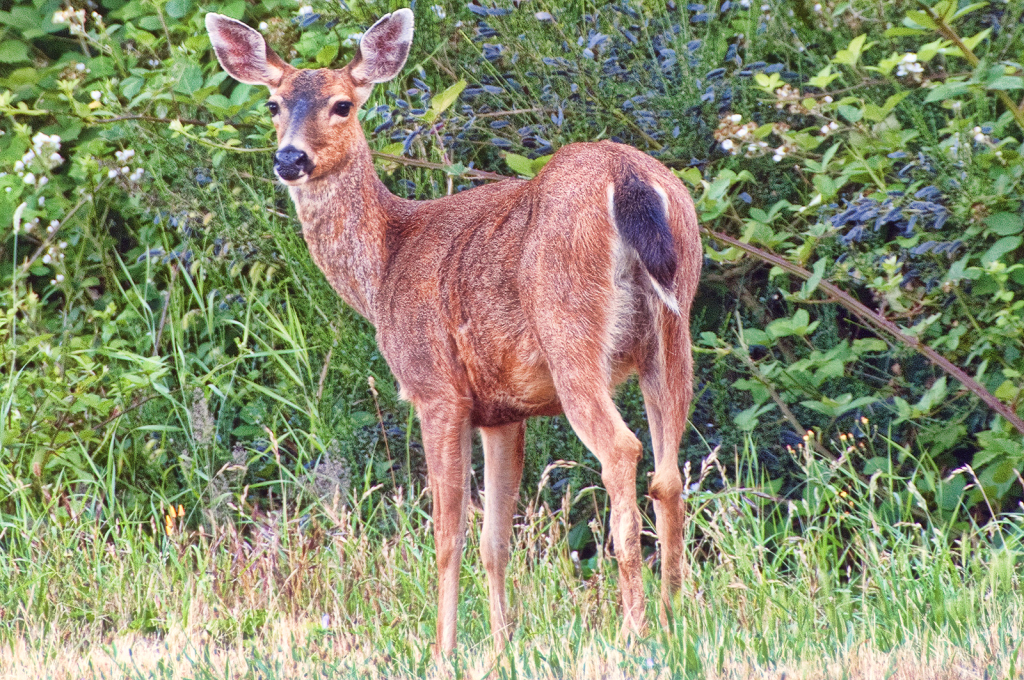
[2,437,1022,679]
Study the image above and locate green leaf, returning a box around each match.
[164,0,193,19]
[735,402,775,432]
[986,213,1024,236]
[953,2,988,20]
[808,65,840,89]
[800,258,827,298]
[742,328,772,346]
[924,81,971,102]
[316,43,339,67]
[985,76,1024,91]
[883,27,926,37]
[981,236,1022,265]
[173,61,204,95]
[531,154,553,175]
[431,79,466,116]
[504,153,536,177]
[676,167,702,186]
[903,10,937,29]
[961,27,992,52]
[0,41,29,64]
[852,338,888,353]
[832,34,874,67]
[838,104,863,123]
[917,376,947,412]
[800,394,877,417]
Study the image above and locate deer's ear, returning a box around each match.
[347,8,414,98]
[205,13,289,89]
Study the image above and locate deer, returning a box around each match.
[206,8,702,656]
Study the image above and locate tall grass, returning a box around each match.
[2,428,1021,679]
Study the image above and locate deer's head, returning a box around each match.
[205,10,413,185]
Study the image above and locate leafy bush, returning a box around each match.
[1,0,1022,536]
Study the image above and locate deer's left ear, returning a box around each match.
[206,13,290,90]
[347,9,414,102]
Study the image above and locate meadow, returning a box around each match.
[1,0,1023,676]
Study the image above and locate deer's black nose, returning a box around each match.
[274,146,314,180]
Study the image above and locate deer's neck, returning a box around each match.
[288,144,404,324]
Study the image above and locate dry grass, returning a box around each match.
[2,617,1021,680]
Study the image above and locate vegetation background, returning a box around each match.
[1,0,1023,677]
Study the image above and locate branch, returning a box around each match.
[705,229,1024,436]
[370,151,511,182]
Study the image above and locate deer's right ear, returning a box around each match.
[205,13,289,89]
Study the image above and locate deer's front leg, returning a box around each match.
[421,407,473,656]
[480,421,526,653]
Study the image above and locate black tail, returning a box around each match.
[612,170,678,292]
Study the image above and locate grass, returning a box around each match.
[2,437,1022,679]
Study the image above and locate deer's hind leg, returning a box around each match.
[538,334,648,633]
[637,308,693,624]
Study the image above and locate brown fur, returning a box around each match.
[206,9,701,656]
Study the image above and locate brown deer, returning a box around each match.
[206,8,701,655]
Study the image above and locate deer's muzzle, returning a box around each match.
[275,146,314,182]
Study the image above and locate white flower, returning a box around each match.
[23,172,36,185]
[108,169,118,179]
[14,161,23,172]
[42,254,51,264]
[829,121,838,130]
[772,154,784,162]
[258,21,269,31]
[121,166,130,175]
[59,241,67,249]
[75,62,86,72]
[813,2,821,10]
[721,139,734,152]
[298,5,313,15]
[432,4,447,18]
[51,274,65,284]
[48,220,59,233]
[896,53,923,77]
[823,95,833,103]
[38,196,45,206]
[729,113,742,124]
[91,90,102,101]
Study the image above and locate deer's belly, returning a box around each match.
[462,343,563,427]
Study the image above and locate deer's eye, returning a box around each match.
[266,101,280,116]
[331,101,353,118]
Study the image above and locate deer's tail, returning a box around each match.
[611,169,680,315]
